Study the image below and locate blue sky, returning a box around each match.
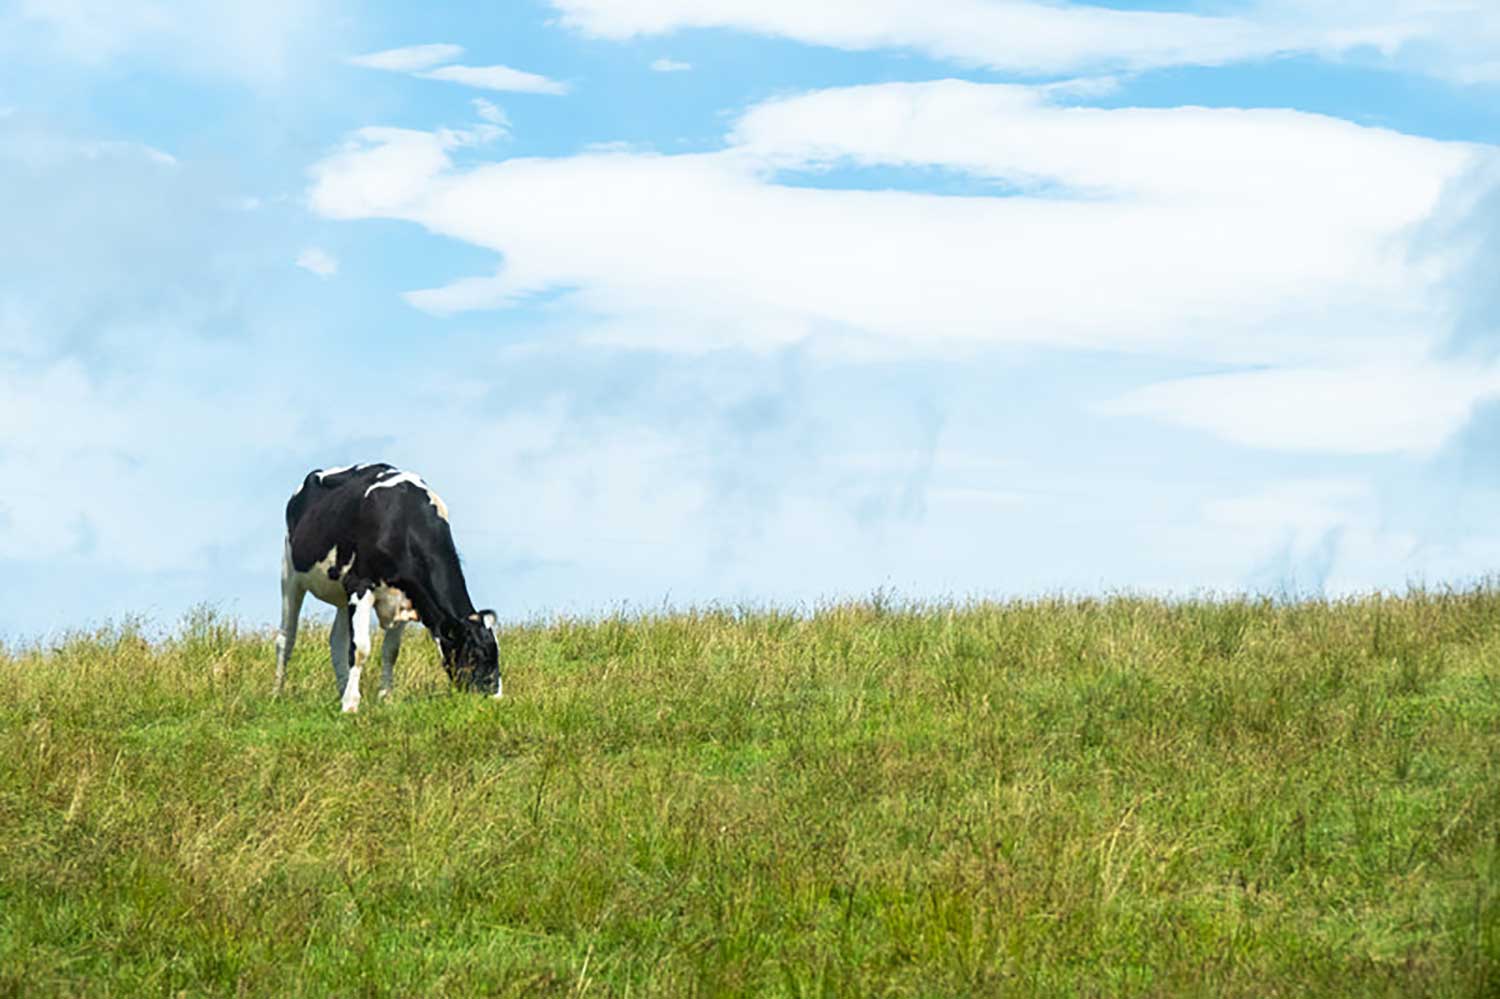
[4,0,1500,638]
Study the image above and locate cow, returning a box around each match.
[273,463,502,712]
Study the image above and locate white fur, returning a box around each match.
[342,590,376,713]
[351,590,375,664]
[364,471,450,521]
[483,610,503,698]
[341,663,363,713]
[288,546,349,606]
[316,462,377,482]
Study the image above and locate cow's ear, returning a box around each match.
[480,609,498,632]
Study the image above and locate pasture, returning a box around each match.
[2,592,1497,997]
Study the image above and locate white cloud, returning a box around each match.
[650,57,692,72]
[551,0,1291,74]
[305,80,1500,456]
[1256,0,1500,87]
[473,98,507,124]
[81,140,177,166]
[1206,479,1373,539]
[728,80,1473,215]
[1104,363,1500,457]
[550,0,1500,82]
[5,0,344,86]
[1181,478,1423,597]
[347,43,464,72]
[471,98,512,133]
[295,246,338,278]
[0,123,317,592]
[309,81,1481,362]
[1454,61,1500,85]
[0,352,304,572]
[344,43,564,95]
[417,64,569,95]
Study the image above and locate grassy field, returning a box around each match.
[2,591,1498,998]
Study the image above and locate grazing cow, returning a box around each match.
[274,463,502,712]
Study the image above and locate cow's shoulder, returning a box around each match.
[285,462,396,537]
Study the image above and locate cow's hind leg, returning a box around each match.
[341,584,375,714]
[380,623,405,699]
[274,538,306,696]
[330,604,353,704]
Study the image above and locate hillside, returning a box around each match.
[2,593,1497,997]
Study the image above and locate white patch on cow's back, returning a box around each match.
[317,462,379,482]
[364,471,449,521]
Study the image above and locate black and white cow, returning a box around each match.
[274,463,501,712]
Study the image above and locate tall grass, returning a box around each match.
[2,591,1497,997]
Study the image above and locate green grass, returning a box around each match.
[2,591,1499,997]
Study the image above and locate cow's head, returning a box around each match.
[437,610,502,697]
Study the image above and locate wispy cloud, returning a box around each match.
[3,0,345,87]
[551,0,1299,75]
[79,140,178,166]
[346,42,566,95]
[472,98,511,128]
[650,58,692,72]
[295,246,338,278]
[549,0,1500,82]
[417,64,569,95]
[1192,478,1426,599]
[1103,364,1500,457]
[347,43,464,72]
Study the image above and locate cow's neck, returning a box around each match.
[404,558,476,632]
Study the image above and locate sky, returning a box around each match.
[4,0,1500,638]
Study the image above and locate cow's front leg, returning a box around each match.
[342,585,375,714]
[379,622,406,699]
